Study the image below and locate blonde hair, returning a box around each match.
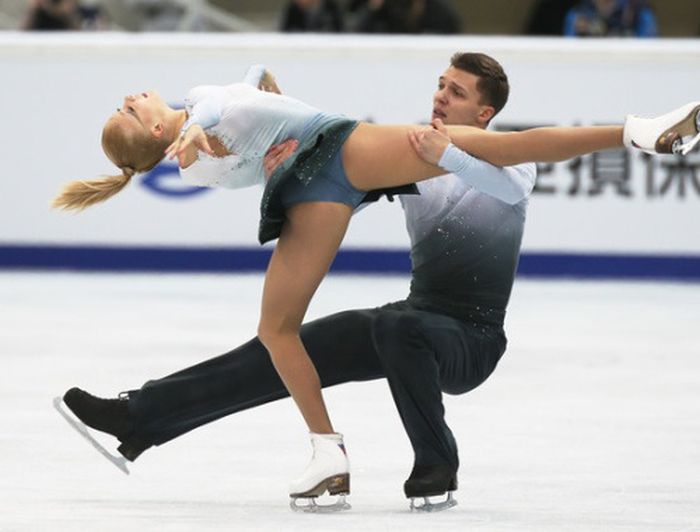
[52,115,172,211]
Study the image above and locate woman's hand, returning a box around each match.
[259,70,282,95]
[165,124,215,167]
[263,139,299,178]
[408,118,451,165]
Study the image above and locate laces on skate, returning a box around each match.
[53,397,130,475]
[409,491,458,513]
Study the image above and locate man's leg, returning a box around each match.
[67,308,385,460]
[370,308,505,493]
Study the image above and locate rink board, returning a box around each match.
[1,33,699,279]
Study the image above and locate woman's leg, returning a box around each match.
[257,201,353,433]
[343,122,623,191]
[445,125,623,167]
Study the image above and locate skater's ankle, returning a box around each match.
[117,434,150,462]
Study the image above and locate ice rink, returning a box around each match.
[1,272,699,531]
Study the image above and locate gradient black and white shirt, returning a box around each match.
[401,149,537,329]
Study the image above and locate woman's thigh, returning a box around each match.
[342,123,444,191]
[259,201,353,334]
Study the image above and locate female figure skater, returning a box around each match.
[53,63,699,509]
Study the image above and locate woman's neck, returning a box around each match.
[164,108,188,142]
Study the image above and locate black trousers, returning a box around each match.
[128,301,506,469]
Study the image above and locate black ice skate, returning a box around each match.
[54,387,147,474]
[404,464,458,512]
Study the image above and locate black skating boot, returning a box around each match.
[62,387,147,461]
[404,464,458,512]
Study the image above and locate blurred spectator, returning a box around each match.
[351,0,461,34]
[24,0,80,30]
[525,0,579,36]
[280,0,344,32]
[78,1,108,30]
[24,0,107,30]
[122,0,187,32]
[564,0,657,37]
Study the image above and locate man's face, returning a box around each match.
[432,67,493,129]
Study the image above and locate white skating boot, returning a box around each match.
[624,102,700,155]
[289,432,350,513]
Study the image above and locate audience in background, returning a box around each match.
[280,0,345,32]
[24,0,80,30]
[121,0,188,32]
[525,0,579,36]
[24,0,106,30]
[564,0,657,37]
[349,0,460,34]
[22,0,669,37]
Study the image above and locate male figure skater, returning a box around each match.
[61,51,536,511]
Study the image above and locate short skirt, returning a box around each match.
[258,115,419,244]
[279,145,367,210]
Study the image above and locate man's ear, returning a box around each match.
[479,106,496,126]
[151,122,164,139]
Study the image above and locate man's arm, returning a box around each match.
[438,145,536,205]
[409,119,536,205]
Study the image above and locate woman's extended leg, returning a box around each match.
[444,125,623,167]
[257,201,353,433]
[343,122,623,190]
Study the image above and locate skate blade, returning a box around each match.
[657,104,700,154]
[679,132,700,155]
[409,491,457,513]
[290,493,351,513]
[53,397,130,475]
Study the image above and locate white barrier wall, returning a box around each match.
[1,33,699,266]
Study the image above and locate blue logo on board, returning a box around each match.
[139,162,212,198]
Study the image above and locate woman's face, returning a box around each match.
[110,90,167,138]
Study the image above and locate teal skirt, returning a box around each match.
[258,116,418,244]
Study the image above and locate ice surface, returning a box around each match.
[1,272,699,531]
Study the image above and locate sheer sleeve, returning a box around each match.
[242,64,266,87]
[182,65,266,133]
[438,143,537,205]
[182,86,227,132]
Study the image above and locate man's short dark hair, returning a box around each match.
[450,52,509,118]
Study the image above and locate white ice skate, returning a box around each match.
[624,102,700,155]
[53,397,130,475]
[289,432,351,513]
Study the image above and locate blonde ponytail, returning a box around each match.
[52,169,134,211]
[53,110,172,212]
